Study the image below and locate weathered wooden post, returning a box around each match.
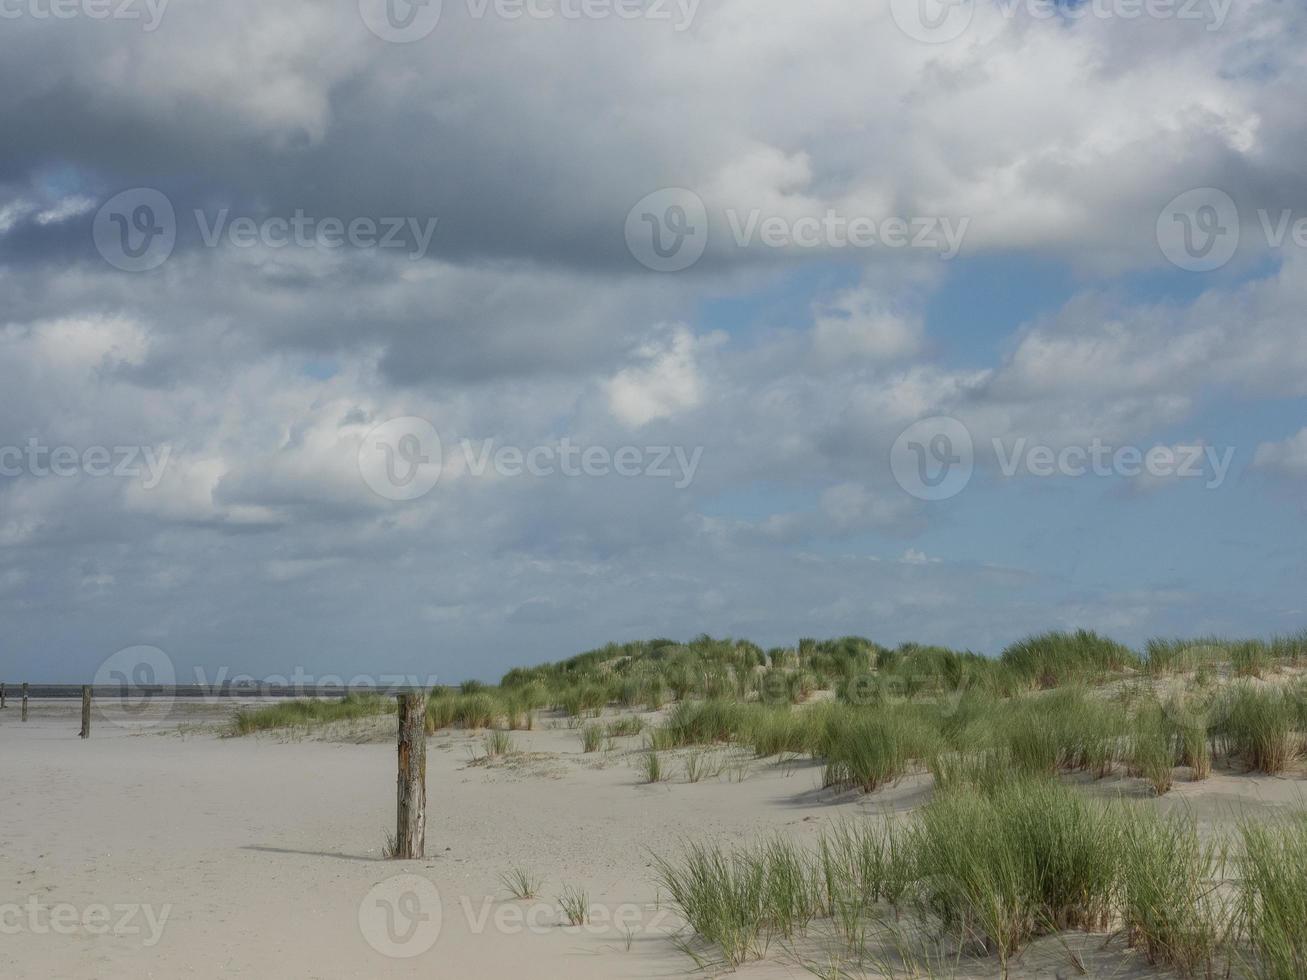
[80,686,92,738]
[395,693,426,859]
[1,682,6,708]
[21,682,29,721]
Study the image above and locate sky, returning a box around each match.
[0,0,1305,685]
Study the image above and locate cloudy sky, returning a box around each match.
[1,0,1305,685]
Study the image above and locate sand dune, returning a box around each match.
[2,700,1301,979]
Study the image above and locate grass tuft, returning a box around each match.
[231,693,393,734]
[999,629,1140,688]
[1240,816,1307,979]
[1118,808,1231,975]
[499,865,543,900]
[558,885,590,926]
[638,749,666,784]
[481,729,516,758]
[1216,683,1300,774]
[580,723,605,753]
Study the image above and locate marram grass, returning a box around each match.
[1239,816,1307,979]
[653,777,1281,977]
[230,692,393,734]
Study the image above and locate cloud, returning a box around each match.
[811,288,922,365]
[1254,428,1307,478]
[2,0,1307,680]
[820,483,916,533]
[605,326,712,427]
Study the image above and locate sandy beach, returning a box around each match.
[2,700,834,980]
[3,697,1303,980]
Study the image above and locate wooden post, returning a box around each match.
[395,693,426,859]
[80,686,92,738]
[21,682,29,721]
[1,682,5,708]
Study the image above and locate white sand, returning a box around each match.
[2,700,1302,979]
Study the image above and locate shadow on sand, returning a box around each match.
[241,845,386,863]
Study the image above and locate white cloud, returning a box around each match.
[820,483,914,532]
[811,288,922,365]
[1254,428,1307,477]
[605,326,712,428]
[35,196,95,225]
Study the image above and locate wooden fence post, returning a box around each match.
[395,693,426,859]
[80,686,92,738]
[21,682,29,721]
